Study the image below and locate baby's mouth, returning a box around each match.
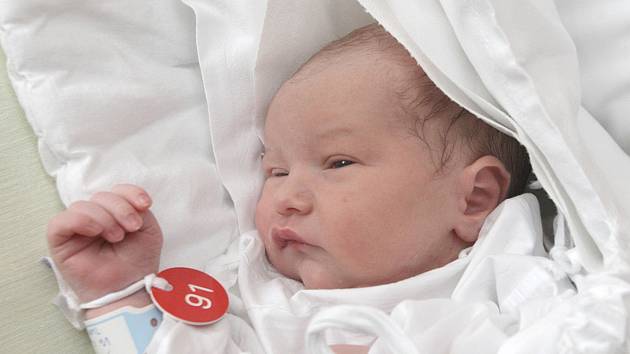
[271,227,309,250]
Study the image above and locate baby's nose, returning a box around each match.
[275,178,314,216]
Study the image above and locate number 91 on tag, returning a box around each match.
[149,267,229,326]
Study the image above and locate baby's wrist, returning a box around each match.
[85,290,152,319]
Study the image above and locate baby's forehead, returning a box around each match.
[273,24,460,140]
[293,48,420,107]
[294,31,434,110]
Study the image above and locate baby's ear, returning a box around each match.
[453,156,510,243]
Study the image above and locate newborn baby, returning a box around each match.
[255,24,530,289]
[46,23,530,352]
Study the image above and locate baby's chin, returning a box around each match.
[269,252,388,290]
[301,274,347,290]
[300,266,418,290]
[273,257,346,290]
[297,261,360,290]
[301,275,390,290]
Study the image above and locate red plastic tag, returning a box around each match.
[149,267,229,326]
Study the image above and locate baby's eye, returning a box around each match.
[270,168,289,177]
[329,159,355,169]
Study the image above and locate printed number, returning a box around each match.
[188,284,214,294]
[184,283,214,310]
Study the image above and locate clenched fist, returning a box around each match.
[47,184,163,303]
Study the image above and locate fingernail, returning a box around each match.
[108,229,124,243]
[126,214,142,231]
[137,195,151,207]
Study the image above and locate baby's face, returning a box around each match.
[255,56,465,289]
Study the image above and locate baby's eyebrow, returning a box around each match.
[316,126,354,140]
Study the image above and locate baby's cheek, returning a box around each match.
[327,212,376,264]
[254,197,271,237]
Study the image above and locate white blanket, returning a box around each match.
[0,0,239,271]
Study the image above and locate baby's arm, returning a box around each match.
[47,184,162,348]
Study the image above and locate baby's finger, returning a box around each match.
[68,201,126,243]
[47,210,104,249]
[90,192,143,233]
[111,184,152,210]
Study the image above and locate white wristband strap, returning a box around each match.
[80,274,172,310]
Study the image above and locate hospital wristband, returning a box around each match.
[86,304,163,354]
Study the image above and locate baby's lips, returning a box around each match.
[271,227,310,249]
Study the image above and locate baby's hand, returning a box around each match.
[47,184,163,303]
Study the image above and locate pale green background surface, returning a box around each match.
[0,49,92,353]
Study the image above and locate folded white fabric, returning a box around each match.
[555,0,630,154]
[0,0,239,271]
